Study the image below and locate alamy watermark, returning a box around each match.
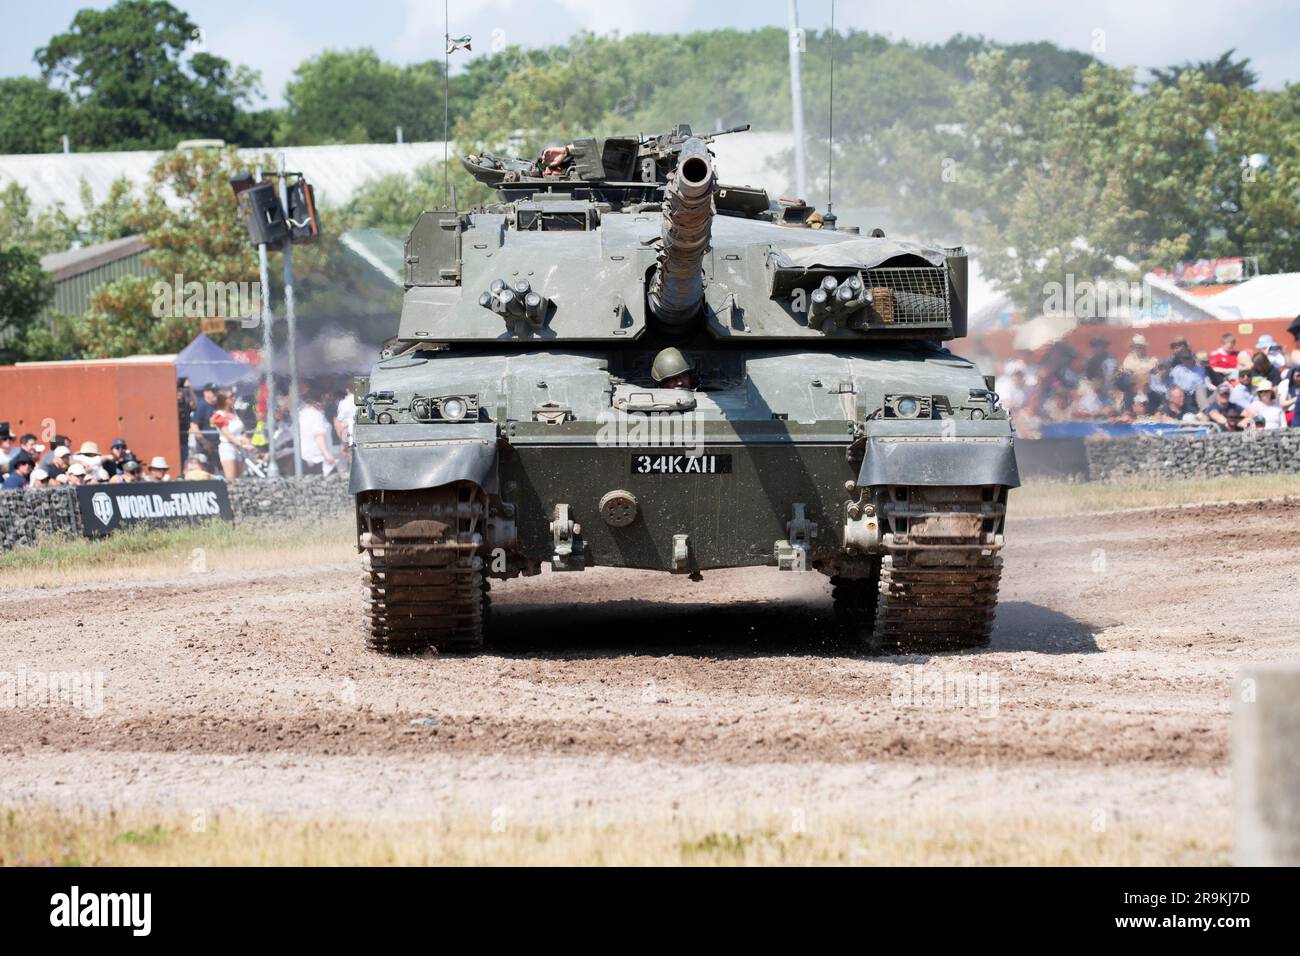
[152,274,261,328]
[890,665,1000,718]
[1,669,105,717]
[595,408,705,455]
[1042,275,1155,321]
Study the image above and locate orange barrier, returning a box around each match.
[0,357,182,467]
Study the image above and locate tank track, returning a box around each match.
[357,483,489,654]
[831,559,882,642]
[870,485,1007,652]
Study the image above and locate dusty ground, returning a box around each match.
[3,498,1296,863]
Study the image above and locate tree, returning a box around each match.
[0,182,68,256]
[279,49,450,145]
[1149,49,1258,89]
[0,245,54,360]
[36,0,263,150]
[0,78,71,153]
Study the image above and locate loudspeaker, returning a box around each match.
[236,182,288,246]
[287,180,321,244]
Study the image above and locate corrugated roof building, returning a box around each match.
[37,234,152,324]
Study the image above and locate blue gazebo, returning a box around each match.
[174,333,259,388]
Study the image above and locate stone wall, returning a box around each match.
[225,474,352,523]
[0,487,84,550]
[1,475,352,551]
[1085,428,1300,481]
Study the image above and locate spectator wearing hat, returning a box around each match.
[73,440,103,473]
[101,438,131,478]
[28,467,50,488]
[113,459,142,483]
[65,462,88,484]
[145,456,172,481]
[1120,335,1157,392]
[1131,393,1154,419]
[1207,333,1239,384]
[1199,383,1244,430]
[39,435,71,471]
[1265,340,1287,371]
[1242,378,1285,430]
[45,445,72,478]
[2,451,34,488]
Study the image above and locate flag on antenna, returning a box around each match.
[446,34,472,53]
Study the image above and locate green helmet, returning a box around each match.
[651,347,692,383]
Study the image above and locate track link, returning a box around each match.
[871,485,1007,653]
[357,484,489,654]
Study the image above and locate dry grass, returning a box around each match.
[0,805,1228,867]
[0,516,355,589]
[1011,473,1300,518]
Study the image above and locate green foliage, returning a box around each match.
[338,160,490,234]
[278,49,449,146]
[35,0,263,150]
[0,78,71,153]
[827,48,1300,312]
[1149,48,1258,89]
[0,244,54,356]
[0,182,68,256]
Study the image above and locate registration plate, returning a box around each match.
[630,453,732,475]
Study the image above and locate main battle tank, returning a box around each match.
[350,124,1019,654]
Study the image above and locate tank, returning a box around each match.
[350,123,1019,654]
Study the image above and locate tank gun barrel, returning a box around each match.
[647,137,716,330]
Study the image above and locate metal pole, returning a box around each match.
[443,0,450,205]
[255,167,278,477]
[277,152,303,477]
[787,0,809,201]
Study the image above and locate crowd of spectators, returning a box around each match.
[0,426,173,490]
[2,379,356,493]
[182,379,354,481]
[1001,332,1300,438]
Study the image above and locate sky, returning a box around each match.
[2,0,1298,108]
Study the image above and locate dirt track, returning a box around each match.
[2,500,1296,850]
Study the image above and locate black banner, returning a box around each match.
[75,481,233,537]
[0,867,1277,941]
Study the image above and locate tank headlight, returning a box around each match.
[440,397,467,422]
[896,396,920,418]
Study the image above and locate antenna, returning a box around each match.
[443,0,450,207]
[787,0,809,200]
[825,0,837,230]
